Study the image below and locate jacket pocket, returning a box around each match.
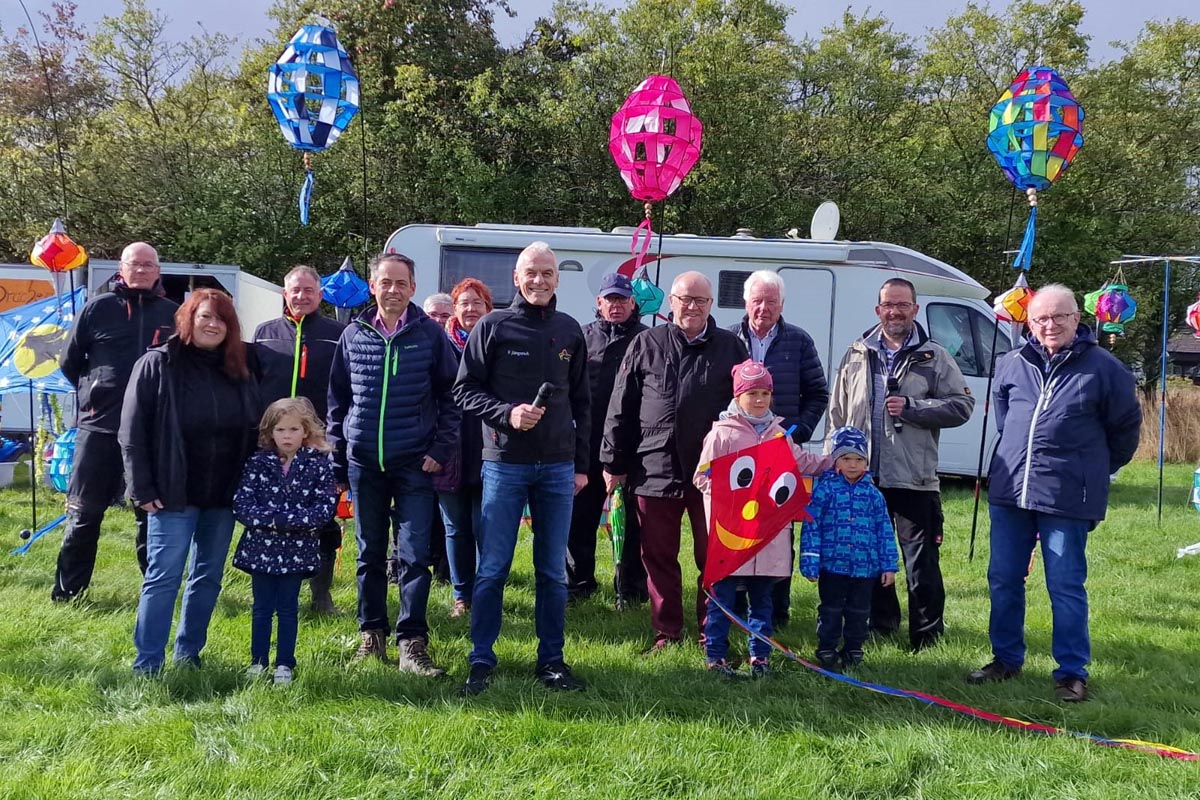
[636,426,673,455]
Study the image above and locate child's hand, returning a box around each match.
[880,572,895,588]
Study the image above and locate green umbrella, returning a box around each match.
[608,485,627,609]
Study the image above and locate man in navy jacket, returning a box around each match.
[968,284,1140,702]
[327,253,460,676]
[254,265,345,614]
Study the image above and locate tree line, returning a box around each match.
[1,0,1198,382]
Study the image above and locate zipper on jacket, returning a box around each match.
[377,336,395,471]
[290,315,305,397]
[1017,353,1072,508]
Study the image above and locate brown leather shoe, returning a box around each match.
[351,629,388,664]
[397,636,447,677]
[1054,677,1089,702]
[966,660,1021,684]
[449,598,470,619]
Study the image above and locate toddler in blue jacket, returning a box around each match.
[233,397,337,685]
[800,426,898,671]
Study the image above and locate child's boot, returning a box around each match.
[749,657,770,679]
[840,649,864,670]
[815,649,841,672]
[706,660,746,681]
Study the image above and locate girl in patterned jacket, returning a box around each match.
[233,397,337,684]
[800,426,899,671]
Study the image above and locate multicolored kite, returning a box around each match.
[701,434,812,589]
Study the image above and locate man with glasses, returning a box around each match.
[602,272,748,651]
[53,242,178,601]
[566,273,648,606]
[254,265,347,614]
[968,284,1139,702]
[828,278,974,652]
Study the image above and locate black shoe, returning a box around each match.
[840,650,864,670]
[966,660,1021,684]
[815,650,841,672]
[536,661,585,691]
[175,655,202,670]
[910,634,940,653]
[749,658,770,679]
[1054,676,1089,702]
[461,662,494,697]
[706,660,747,680]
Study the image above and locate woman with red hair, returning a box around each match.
[121,288,261,675]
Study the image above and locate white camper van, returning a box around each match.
[384,222,1017,477]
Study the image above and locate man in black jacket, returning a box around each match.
[565,272,648,606]
[730,270,829,626]
[602,272,748,650]
[52,241,177,601]
[254,264,346,614]
[454,242,590,696]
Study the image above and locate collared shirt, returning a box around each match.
[373,305,410,339]
[747,322,779,362]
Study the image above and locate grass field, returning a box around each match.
[1,461,1199,798]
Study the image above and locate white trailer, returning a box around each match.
[384,222,1018,477]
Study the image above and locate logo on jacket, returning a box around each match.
[507,349,530,357]
[558,348,571,362]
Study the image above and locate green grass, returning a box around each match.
[2,461,1199,798]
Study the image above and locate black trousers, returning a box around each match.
[565,469,646,599]
[817,571,874,655]
[871,487,945,647]
[53,428,148,599]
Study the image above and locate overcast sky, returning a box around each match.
[1,0,1195,62]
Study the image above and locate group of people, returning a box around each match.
[51,239,1140,701]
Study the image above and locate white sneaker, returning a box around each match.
[273,665,294,685]
[246,664,267,679]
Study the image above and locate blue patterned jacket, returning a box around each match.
[800,469,898,580]
[232,447,337,577]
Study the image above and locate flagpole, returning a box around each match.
[27,381,37,533]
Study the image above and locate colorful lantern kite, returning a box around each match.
[987,66,1084,270]
[320,256,370,324]
[47,427,77,494]
[1084,272,1137,337]
[1186,293,1200,338]
[30,218,87,274]
[267,19,361,225]
[701,434,812,589]
[993,272,1034,323]
[608,74,703,291]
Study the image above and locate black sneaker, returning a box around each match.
[966,659,1021,684]
[461,662,494,697]
[1054,676,1089,702]
[706,660,747,680]
[840,650,864,670]
[749,658,770,679]
[815,650,841,672]
[536,661,586,691]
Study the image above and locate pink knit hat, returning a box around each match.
[732,359,773,396]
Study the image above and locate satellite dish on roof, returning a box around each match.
[810,201,841,240]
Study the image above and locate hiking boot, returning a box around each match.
[309,554,340,616]
[461,662,493,697]
[815,650,841,672]
[536,661,586,691]
[449,598,470,619]
[749,658,770,679]
[273,665,294,685]
[397,637,446,677]
[1054,676,1089,702]
[966,660,1021,684]
[351,629,388,664]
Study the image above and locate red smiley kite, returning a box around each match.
[701,435,813,589]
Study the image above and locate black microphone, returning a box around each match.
[886,376,903,433]
[532,382,558,409]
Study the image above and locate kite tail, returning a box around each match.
[299,166,315,226]
[1013,198,1037,270]
[703,589,1198,761]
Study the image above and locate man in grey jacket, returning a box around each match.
[828,278,974,651]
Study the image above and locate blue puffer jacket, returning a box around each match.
[988,327,1141,523]
[232,447,337,577]
[730,317,829,444]
[327,305,462,482]
[800,469,898,579]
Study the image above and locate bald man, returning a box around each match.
[602,272,748,651]
[53,242,178,601]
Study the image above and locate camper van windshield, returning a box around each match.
[441,246,520,306]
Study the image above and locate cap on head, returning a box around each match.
[830,426,869,461]
[732,359,773,396]
[599,272,634,298]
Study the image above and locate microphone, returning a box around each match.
[886,376,903,433]
[532,382,558,409]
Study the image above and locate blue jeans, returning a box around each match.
[439,486,482,602]
[349,463,435,641]
[816,571,875,656]
[705,576,775,663]
[250,573,303,669]
[133,506,235,672]
[470,461,574,669]
[988,503,1091,681]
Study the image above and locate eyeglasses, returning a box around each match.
[122,260,159,271]
[671,294,712,308]
[1029,312,1077,328]
[455,299,487,309]
[877,302,915,312]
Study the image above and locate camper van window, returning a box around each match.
[441,246,520,307]
[927,303,982,377]
[717,270,754,309]
[973,306,1014,368]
